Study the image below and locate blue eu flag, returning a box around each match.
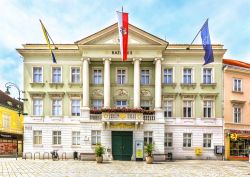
[201,19,214,65]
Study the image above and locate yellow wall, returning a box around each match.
[0,106,24,134]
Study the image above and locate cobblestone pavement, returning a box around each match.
[0,158,250,177]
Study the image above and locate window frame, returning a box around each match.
[165,133,173,147]
[71,99,81,116]
[202,68,213,84]
[183,133,192,147]
[141,69,150,85]
[116,100,128,108]
[203,133,212,148]
[70,67,81,83]
[91,130,101,145]
[116,67,127,84]
[144,131,153,146]
[233,78,242,92]
[52,99,62,116]
[203,100,214,118]
[233,106,242,123]
[52,131,61,145]
[51,66,62,83]
[92,99,103,110]
[164,100,173,118]
[183,100,193,118]
[32,66,43,83]
[183,68,192,84]
[72,131,80,145]
[93,68,103,84]
[163,68,173,84]
[32,98,43,116]
[33,130,42,145]
[2,114,10,128]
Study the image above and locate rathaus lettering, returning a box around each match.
[112,51,132,55]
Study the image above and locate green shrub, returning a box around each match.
[95,144,105,157]
[144,143,154,157]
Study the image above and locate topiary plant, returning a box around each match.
[95,144,105,157]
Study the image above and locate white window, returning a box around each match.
[203,133,212,148]
[33,98,43,116]
[141,69,150,85]
[233,106,241,123]
[144,131,153,145]
[116,100,127,108]
[164,100,173,118]
[91,130,101,145]
[164,68,173,84]
[71,67,80,83]
[233,78,242,92]
[183,68,192,84]
[72,131,80,145]
[141,100,150,110]
[52,131,61,145]
[33,130,42,145]
[183,133,192,147]
[33,67,43,83]
[183,101,192,118]
[52,99,62,116]
[203,100,213,118]
[71,99,80,116]
[52,67,62,83]
[93,99,103,110]
[93,69,102,84]
[2,114,10,128]
[165,133,173,147]
[117,69,126,84]
[203,68,212,84]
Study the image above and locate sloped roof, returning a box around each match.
[0,90,23,111]
[223,59,250,69]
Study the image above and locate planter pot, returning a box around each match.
[146,156,153,164]
[96,156,103,163]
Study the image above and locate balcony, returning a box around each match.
[90,108,155,129]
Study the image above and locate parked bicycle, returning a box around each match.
[50,150,59,161]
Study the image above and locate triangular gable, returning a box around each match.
[75,23,168,46]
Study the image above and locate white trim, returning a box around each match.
[70,98,81,117]
[140,67,151,85]
[92,67,103,84]
[32,66,43,83]
[116,67,128,84]
[51,98,63,116]
[51,66,63,83]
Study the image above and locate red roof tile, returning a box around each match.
[0,90,23,111]
[223,59,250,69]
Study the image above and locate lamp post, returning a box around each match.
[5,82,28,117]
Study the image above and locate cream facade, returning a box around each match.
[17,23,226,160]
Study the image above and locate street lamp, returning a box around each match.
[5,82,28,117]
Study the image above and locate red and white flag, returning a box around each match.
[116,11,128,61]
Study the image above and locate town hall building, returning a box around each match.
[17,22,226,160]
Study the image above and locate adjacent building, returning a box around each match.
[223,59,250,160]
[0,90,23,156]
[17,23,226,160]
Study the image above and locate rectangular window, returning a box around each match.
[144,131,153,145]
[2,114,10,128]
[141,69,150,85]
[164,68,173,84]
[33,130,42,145]
[72,131,80,145]
[233,78,242,92]
[52,131,61,145]
[71,67,80,83]
[183,101,192,118]
[183,133,192,147]
[233,107,241,123]
[33,67,43,83]
[52,99,62,116]
[91,130,101,145]
[183,68,192,84]
[93,99,103,110]
[117,69,126,84]
[52,67,62,83]
[164,101,173,118]
[33,98,43,116]
[203,133,212,148]
[141,100,150,110]
[203,100,213,118]
[71,99,80,116]
[165,133,173,147]
[93,69,102,84]
[203,68,212,84]
[116,100,127,108]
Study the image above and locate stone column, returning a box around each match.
[81,57,90,120]
[133,58,141,108]
[154,58,163,109]
[103,58,111,108]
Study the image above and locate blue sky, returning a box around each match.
[1,0,250,98]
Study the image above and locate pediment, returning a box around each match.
[75,23,168,46]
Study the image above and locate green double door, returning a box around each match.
[112,131,133,161]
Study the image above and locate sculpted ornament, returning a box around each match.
[140,89,151,97]
[116,89,128,96]
[92,89,103,97]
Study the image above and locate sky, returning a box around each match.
[1,0,250,98]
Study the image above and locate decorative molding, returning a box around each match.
[68,82,82,88]
[115,89,128,97]
[230,100,246,105]
[162,83,177,88]
[140,89,151,97]
[30,82,45,87]
[92,89,104,97]
[200,83,217,89]
[180,83,197,89]
[28,91,46,98]
[66,92,82,98]
[162,93,178,100]
[179,93,197,99]
[200,93,218,100]
[48,92,65,98]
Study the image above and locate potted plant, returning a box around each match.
[95,144,105,163]
[145,143,154,164]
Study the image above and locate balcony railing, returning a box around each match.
[90,114,102,120]
[102,112,143,121]
[143,114,155,121]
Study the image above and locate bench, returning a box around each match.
[79,153,95,161]
[153,153,173,161]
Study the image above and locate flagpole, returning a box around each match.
[186,18,208,50]
[39,19,58,49]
